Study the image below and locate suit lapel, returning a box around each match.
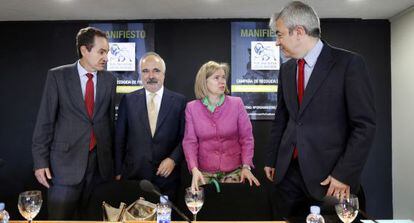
[66,62,89,119]
[93,71,107,118]
[284,60,299,118]
[298,44,335,116]
[135,89,152,138]
[155,89,174,136]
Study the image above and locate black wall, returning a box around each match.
[0,19,391,219]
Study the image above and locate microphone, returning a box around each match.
[139,179,157,193]
[139,179,191,223]
[323,196,379,223]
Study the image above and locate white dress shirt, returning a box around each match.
[77,61,97,101]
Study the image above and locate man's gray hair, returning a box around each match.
[269,1,321,38]
[139,52,166,74]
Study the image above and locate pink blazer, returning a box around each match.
[183,96,254,173]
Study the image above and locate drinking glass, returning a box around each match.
[184,187,204,221]
[335,194,359,223]
[18,190,43,223]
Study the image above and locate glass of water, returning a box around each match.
[185,187,204,221]
[18,190,43,223]
[335,194,359,223]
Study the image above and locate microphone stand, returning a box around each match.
[358,209,379,223]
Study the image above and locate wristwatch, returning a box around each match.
[242,164,251,170]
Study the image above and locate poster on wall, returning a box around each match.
[90,23,154,112]
[231,22,280,120]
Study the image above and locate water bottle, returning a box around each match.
[306,206,325,223]
[156,195,171,223]
[0,203,10,223]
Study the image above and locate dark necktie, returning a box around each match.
[293,59,305,159]
[85,73,96,151]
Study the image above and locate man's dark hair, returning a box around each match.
[76,27,107,59]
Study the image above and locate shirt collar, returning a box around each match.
[145,86,164,97]
[77,60,97,77]
[301,39,323,67]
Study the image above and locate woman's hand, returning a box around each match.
[191,167,206,191]
[240,167,261,186]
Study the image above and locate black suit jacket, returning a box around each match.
[32,62,117,185]
[114,88,186,185]
[265,43,376,199]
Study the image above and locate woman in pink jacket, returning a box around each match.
[183,61,260,190]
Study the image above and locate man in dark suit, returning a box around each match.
[32,27,116,220]
[115,52,186,201]
[263,1,376,219]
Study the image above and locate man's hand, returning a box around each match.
[264,166,275,182]
[156,158,175,178]
[321,175,350,199]
[240,168,261,186]
[115,175,122,180]
[34,168,52,188]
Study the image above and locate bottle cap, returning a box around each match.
[0,203,4,211]
[310,205,320,214]
[160,195,169,204]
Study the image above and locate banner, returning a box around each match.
[231,22,280,120]
[90,23,155,111]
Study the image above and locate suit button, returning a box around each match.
[298,122,303,126]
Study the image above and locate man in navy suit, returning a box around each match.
[115,52,186,200]
[264,1,376,219]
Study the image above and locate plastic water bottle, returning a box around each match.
[306,206,325,223]
[0,203,10,223]
[156,195,171,223]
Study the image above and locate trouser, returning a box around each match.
[47,149,105,220]
[270,159,322,221]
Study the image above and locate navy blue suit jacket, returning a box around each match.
[265,43,376,199]
[115,88,186,188]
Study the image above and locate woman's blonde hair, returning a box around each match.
[194,61,230,99]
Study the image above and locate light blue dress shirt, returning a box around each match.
[297,39,324,89]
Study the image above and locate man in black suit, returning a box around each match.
[32,27,116,219]
[115,52,186,201]
[263,1,376,219]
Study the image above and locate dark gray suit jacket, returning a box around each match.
[265,43,376,199]
[32,62,116,185]
[114,88,186,185]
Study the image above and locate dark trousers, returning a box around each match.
[47,149,105,220]
[270,159,323,221]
